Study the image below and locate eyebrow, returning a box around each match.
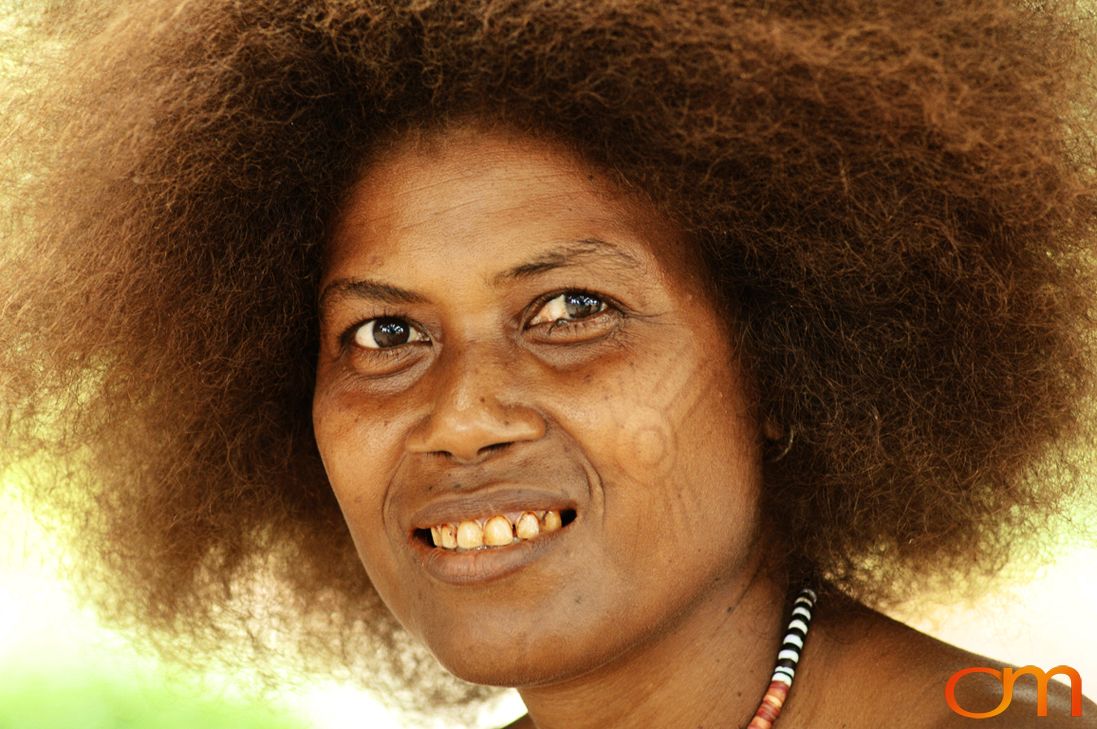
[318,237,643,309]
[490,237,643,285]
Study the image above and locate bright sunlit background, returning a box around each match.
[0,479,527,729]
[3,465,1095,729]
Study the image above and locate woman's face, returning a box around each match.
[312,125,766,687]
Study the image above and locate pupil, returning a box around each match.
[564,292,601,318]
[373,317,409,347]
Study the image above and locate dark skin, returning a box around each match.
[311,124,1097,729]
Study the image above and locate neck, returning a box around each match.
[514,538,805,729]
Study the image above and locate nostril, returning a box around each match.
[434,441,512,465]
[406,400,547,461]
[478,442,511,456]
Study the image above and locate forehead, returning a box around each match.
[323,125,704,290]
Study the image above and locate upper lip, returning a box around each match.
[408,486,577,530]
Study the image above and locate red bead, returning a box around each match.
[767,681,790,699]
[755,700,780,723]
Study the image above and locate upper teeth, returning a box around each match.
[429,510,564,550]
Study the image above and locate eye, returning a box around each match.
[351,316,430,350]
[527,291,612,332]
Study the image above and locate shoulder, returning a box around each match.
[805,598,1096,729]
[894,629,1097,729]
[928,664,1097,729]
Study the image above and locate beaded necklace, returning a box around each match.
[507,586,817,729]
[746,587,818,729]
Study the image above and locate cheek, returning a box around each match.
[312,391,439,635]
[555,334,761,572]
[565,331,755,489]
[311,387,405,586]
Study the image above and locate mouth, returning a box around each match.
[412,508,578,550]
[406,495,580,585]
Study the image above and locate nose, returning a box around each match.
[405,339,546,463]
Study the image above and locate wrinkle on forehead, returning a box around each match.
[334,119,640,229]
[325,121,715,311]
[318,237,647,314]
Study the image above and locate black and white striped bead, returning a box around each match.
[770,587,817,687]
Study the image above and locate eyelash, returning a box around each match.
[530,289,618,335]
[338,308,423,362]
[337,289,623,360]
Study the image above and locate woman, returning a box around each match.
[3,1,1096,727]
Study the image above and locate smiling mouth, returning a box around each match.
[414,508,578,551]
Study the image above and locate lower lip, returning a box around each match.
[409,521,575,586]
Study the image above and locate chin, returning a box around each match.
[431,649,556,687]
[443,656,610,690]
[420,627,583,688]
[440,661,534,688]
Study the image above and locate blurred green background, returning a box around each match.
[0,481,524,729]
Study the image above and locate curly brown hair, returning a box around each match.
[3,0,1097,715]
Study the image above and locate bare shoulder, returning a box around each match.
[927,664,1097,729]
[498,714,534,729]
[805,597,1096,729]
[497,601,1096,729]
